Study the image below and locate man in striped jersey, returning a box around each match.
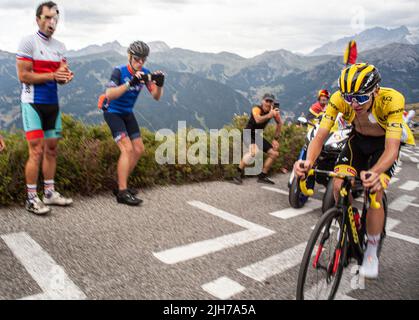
[16,2,74,215]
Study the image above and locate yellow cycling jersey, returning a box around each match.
[319,87,415,145]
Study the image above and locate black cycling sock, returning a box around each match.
[237,167,242,173]
[258,172,267,178]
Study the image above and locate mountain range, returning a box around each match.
[1,26,419,131]
[310,26,419,56]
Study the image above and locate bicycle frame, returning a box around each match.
[336,178,364,266]
[300,169,383,270]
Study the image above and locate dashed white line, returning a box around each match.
[386,218,401,231]
[202,277,245,300]
[400,151,419,163]
[1,232,86,300]
[152,201,275,264]
[261,186,289,195]
[269,199,322,219]
[398,180,419,191]
[401,147,416,154]
[387,232,419,245]
[389,195,417,211]
[237,242,307,282]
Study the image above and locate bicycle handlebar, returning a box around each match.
[298,165,383,209]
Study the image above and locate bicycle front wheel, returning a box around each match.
[296,207,348,300]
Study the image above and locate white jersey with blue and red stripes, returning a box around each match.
[16,31,67,104]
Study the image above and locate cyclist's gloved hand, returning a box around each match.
[152,71,165,87]
[140,72,153,83]
[129,73,142,87]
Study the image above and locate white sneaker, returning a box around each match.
[43,191,73,206]
[359,254,379,279]
[25,197,51,215]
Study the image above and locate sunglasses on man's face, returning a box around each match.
[342,92,373,105]
[264,99,274,104]
[132,55,147,63]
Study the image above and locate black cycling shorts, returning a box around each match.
[334,130,399,178]
[21,103,62,140]
[103,111,141,143]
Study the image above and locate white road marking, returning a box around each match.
[261,186,289,195]
[201,277,245,300]
[399,180,419,191]
[303,264,358,300]
[389,195,417,211]
[386,218,401,231]
[153,201,275,264]
[400,151,419,163]
[395,160,402,174]
[387,232,419,245]
[238,242,307,282]
[310,218,400,233]
[390,177,400,185]
[269,199,322,219]
[401,148,414,154]
[354,197,364,205]
[1,232,86,300]
[409,202,419,208]
[335,294,357,300]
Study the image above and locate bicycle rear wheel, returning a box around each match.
[296,207,348,300]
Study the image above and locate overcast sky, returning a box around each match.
[0,0,418,57]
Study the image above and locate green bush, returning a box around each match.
[0,113,304,206]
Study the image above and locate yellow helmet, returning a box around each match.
[338,63,381,95]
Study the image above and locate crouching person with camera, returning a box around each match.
[232,93,283,185]
[99,40,165,206]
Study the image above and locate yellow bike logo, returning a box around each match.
[348,207,359,244]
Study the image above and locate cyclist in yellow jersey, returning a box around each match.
[294,63,415,279]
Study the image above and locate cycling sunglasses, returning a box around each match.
[132,55,147,62]
[342,92,373,105]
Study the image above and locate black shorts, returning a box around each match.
[103,111,141,143]
[21,103,62,140]
[243,133,273,153]
[335,130,399,178]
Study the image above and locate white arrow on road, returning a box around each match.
[237,242,307,282]
[153,201,275,264]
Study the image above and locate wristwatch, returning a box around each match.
[125,81,130,89]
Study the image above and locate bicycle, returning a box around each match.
[295,167,388,300]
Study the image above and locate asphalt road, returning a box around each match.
[1,146,418,300]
